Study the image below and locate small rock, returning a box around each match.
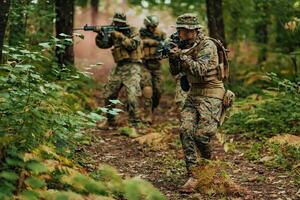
[259,156,273,162]
[248,176,257,182]
[191,193,203,200]
[270,194,278,198]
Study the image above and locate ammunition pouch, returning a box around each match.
[143,46,158,60]
[112,46,130,62]
[219,90,235,126]
[222,89,235,108]
[143,86,153,98]
[112,45,143,63]
[195,65,224,82]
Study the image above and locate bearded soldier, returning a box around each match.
[167,13,234,192]
[139,15,166,124]
[95,12,143,128]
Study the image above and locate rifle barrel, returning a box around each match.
[73,28,84,30]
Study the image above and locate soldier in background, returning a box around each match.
[167,13,234,192]
[95,12,143,128]
[139,15,166,124]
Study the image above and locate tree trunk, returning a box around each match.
[91,0,99,24]
[8,0,28,46]
[254,1,269,64]
[0,0,11,63]
[55,0,74,67]
[206,0,227,47]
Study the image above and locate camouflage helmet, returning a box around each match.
[112,12,127,23]
[176,13,202,30]
[144,15,159,27]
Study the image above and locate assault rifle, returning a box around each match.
[156,33,202,59]
[73,24,131,34]
[155,41,178,59]
[156,33,193,59]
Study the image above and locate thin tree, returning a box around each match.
[254,0,269,64]
[91,0,99,24]
[8,0,28,46]
[55,0,74,67]
[0,0,11,63]
[206,0,227,47]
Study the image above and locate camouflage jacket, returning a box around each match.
[168,32,224,98]
[96,27,143,63]
[139,27,166,61]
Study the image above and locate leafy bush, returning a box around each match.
[0,43,101,152]
[0,38,104,199]
[223,74,300,137]
[0,37,166,199]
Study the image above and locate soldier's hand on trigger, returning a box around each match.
[111,30,125,40]
[169,46,182,58]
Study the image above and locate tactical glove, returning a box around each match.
[169,46,182,59]
[111,30,125,40]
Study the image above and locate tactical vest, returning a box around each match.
[140,29,165,60]
[111,28,143,63]
[183,37,229,99]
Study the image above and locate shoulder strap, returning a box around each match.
[208,37,230,80]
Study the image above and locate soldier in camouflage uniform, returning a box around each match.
[139,15,166,123]
[95,12,143,127]
[167,13,228,192]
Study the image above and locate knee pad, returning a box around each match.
[143,86,153,98]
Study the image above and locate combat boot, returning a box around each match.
[180,177,198,193]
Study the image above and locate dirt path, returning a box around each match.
[83,95,299,200]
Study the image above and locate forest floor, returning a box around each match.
[82,94,299,200]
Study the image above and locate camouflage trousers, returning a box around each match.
[104,62,142,125]
[180,95,223,176]
[140,60,162,111]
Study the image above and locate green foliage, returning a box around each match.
[0,47,93,150]
[245,142,263,161]
[266,143,300,170]
[0,36,103,199]
[223,74,300,137]
[120,127,139,138]
[20,190,40,200]
[124,178,166,200]
[224,94,300,136]
[26,161,48,175]
[25,176,46,189]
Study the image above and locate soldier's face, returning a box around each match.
[178,28,197,41]
[148,26,156,33]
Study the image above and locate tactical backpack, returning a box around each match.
[208,37,229,82]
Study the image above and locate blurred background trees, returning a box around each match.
[0,0,10,63]
[129,0,300,81]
